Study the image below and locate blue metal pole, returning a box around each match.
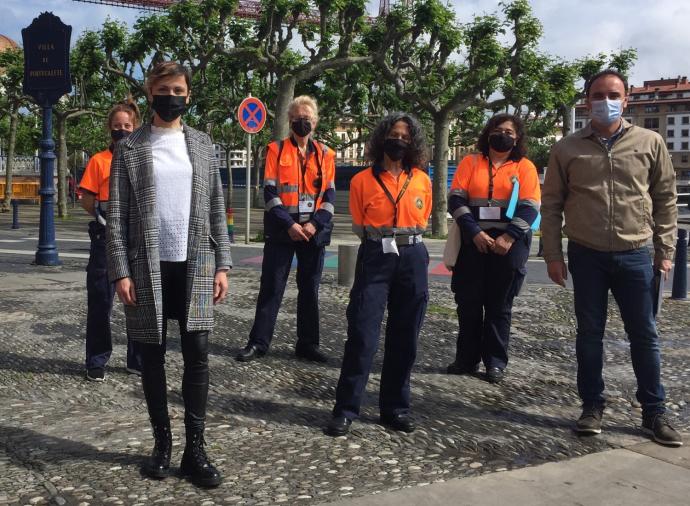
[35,102,61,265]
[671,228,687,300]
[11,199,20,229]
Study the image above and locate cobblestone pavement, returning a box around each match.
[0,257,688,506]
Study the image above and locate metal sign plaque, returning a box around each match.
[22,12,72,104]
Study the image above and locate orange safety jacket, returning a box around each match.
[350,165,432,240]
[448,154,540,239]
[263,137,336,238]
[79,149,113,202]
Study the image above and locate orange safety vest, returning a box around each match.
[263,138,336,216]
[350,166,432,239]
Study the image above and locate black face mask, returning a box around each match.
[488,133,516,153]
[110,129,130,143]
[151,95,187,123]
[383,138,409,162]
[291,118,312,137]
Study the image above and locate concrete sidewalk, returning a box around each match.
[333,442,690,506]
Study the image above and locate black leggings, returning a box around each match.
[140,261,209,432]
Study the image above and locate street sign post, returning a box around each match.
[237,96,267,244]
[22,12,72,266]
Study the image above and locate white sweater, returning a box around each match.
[150,125,193,262]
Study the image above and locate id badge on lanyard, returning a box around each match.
[480,161,501,220]
[382,236,400,255]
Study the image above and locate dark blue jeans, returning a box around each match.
[567,241,666,416]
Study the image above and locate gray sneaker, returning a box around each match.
[575,404,604,434]
[642,414,683,447]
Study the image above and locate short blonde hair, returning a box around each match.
[288,95,319,122]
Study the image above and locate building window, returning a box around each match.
[683,154,689,163]
[575,121,583,129]
[644,105,660,113]
[667,142,674,151]
[626,106,634,113]
[668,129,675,137]
[678,93,685,98]
[683,142,690,150]
[684,117,690,124]
[685,104,690,111]
[669,105,677,112]
[644,118,659,130]
[683,129,690,137]
[668,117,676,125]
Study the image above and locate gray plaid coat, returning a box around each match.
[106,124,232,343]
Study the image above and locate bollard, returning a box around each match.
[11,199,20,229]
[338,244,359,287]
[671,228,687,300]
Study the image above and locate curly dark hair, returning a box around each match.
[476,113,527,162]
[365,112,429,169]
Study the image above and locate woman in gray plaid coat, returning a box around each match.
[106,62,231,488]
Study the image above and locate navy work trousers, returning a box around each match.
[85,220,141,371]
[567,241,666,416]
[333,240,429,420]
[248,239,325,352]
[451,229,530,370]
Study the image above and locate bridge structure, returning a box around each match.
[71,0,412,17]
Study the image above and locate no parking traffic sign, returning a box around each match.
[237,96,266,134]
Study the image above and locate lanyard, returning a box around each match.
[297,142,323,200]
[373,168,413,229]
[487,159,509,205]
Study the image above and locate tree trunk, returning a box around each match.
[272,75,297,141]
[561,104,573,137]
[56,113,68,218]
[1,104,18,212]
[431,114,450,237]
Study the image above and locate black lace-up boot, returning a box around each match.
[142,421,172,479]
[180,429,222,488]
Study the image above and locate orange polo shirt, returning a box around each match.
[350,166,432,239]
[79,149,112,201]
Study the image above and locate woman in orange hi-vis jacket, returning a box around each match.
[446,113,541,384]
[238,96,337,364]
[326,112,432,437]
[78,100,142,382]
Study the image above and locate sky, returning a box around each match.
[2,0,689,87]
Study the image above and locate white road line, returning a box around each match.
[0,248,89,259]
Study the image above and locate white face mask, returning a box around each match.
[590,99,623,126]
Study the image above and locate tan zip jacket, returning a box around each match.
[541,119,677,263]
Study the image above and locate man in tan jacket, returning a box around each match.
[541,69,682,447]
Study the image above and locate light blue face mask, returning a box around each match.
[590,99,623,126]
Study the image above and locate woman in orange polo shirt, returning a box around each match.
[446,114,540,384]
[326,112,431,437]
[79,100,142,382]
